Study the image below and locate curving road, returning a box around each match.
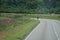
[25,19,60,40]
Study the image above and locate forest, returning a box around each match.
[0,0,60,14]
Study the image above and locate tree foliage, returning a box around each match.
[0,0,60,14]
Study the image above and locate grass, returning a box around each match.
[4,20,39,40]
[0,13,39,40]
[26,14,60,20]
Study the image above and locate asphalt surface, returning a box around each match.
[25,19,60,40]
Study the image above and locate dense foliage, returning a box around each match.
[0,0,39,13]
[0,0,60,14]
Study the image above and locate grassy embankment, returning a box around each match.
[0,13,39,40]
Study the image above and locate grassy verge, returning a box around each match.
[4,20,39,40]
[0,13,39,40]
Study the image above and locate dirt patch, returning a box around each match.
[0,19,16,25]
[0,32,4,40]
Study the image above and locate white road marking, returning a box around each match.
[25,19,60,40]
[25,23,40,40]
[53,23,60,40]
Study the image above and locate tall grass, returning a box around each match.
[0,13,39,40]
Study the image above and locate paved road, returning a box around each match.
[25,19,60,40]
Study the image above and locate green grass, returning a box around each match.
[4,20,39,40]
[26,14,60,20]
[0,13,39,40]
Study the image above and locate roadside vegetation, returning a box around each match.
[0,13,39,40]
[26,14,60,20]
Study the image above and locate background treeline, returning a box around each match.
[0,0,60,14]
[0,0,40,13]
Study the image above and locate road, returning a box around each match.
[25,19,60,40]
